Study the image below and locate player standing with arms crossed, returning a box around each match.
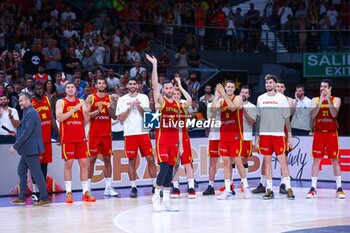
[56,82,96,203]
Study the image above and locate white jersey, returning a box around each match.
[291,96,312,131]
[257,92,290,136]
[242,101,257,141]
[116,93,150,136]
[207,102,220,140]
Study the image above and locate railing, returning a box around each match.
[126,22,350,53]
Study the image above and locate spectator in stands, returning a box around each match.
[44,80,57,101]
[23,42,43,79]
[73,77,84,99]
[140,70,151,94]
[188,47,201,68]
[106,68,120,92]
[82,48,98,72]
[0,94,20,143]
[188,72,200,101]
[278,2,293,41]
[319,13,331,51]
[82,32,94,48]
[199,85,215,105]
[61,6,76,22]
[42,37,62,78]
[45,18,63,45]
[75,41,84,62]
[234,7,246,52]
[298,15,308,52]
[126,43,140,64]
[327,4,339,29]
[130,58,146,78]
[8,81,22,118]
[158,50,170,74]
[1,51,18,76]
[21,77,34,96]
[114,43,128,64]
[0,71,8,88]
[54,72,66,99]
[33,64,51,85]
[175,45,189,77]
[10,68,25,86]
[90,38,106,66]
[64,47,81,81]
[117,85,127,96]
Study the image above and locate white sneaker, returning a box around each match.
[162,200,179,212]
[152,195,162,212]
[243,187,251,199]
[104,187,119,197]
[217,191,233,200]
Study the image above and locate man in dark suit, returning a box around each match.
[9,92,50,207]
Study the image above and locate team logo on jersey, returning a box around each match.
[143,111,161,129]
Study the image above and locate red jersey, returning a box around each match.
[60,97,86,143]
[33,73,49,85]
[314,96,339,131]
[179,102,188,134]
[89,93,112,137]
[220,97,243,142]
[32,96,52,143]
[156,98,180,147]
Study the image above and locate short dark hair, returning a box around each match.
[296,84,304,90]
[277,79,286,85]
[0,93,8,99]
[241,85,250,94]
[128,77,138,83]
[65,81,75,89]
[226,80,235,86]
[19,92,32,101]
[31,81,43,90]
[321,79,333,88]
[264,74,277,83]
[162,80,173,86]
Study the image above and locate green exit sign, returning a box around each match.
[303,53,350,77]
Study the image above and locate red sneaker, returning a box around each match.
[82,191,96,202]
[66,192,73,203]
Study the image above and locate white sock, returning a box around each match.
[281,177,286,185]
[188,179,194,189]
[154,187,161,197]
[87,179,92,191]
[209,181,214,187]
[173,181,179,189]
[241,178,249,188]
[131,181,136,188]
[65,181,72,193]
[82,181,88,194]
[163,190,170,201]
[245,168,249,176]
[225,179,231,192]
[260,175,266,186]
[32,184,38,193]
[335,176,342,189]
[266,180,273,190]
[105,177,112,189]
[152,178,156,187]
[284,176,291,189]
[311,177,318,189]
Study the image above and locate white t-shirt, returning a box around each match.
[130,67,146,78]
[243,101,257,141]
[116,93,150,136]
[327,9,339,27]
[207,102,220,140]
[61,11,76,21]
[0,107,19,135]
[291,96,312,131]
[257,92,290,136]
[278,7,293,25]
[107,77,120,88]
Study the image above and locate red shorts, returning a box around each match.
[181,133,192,165]
[39,143,52,164]
[312,131,339,159]
[88,135,112,157]
[241,140,253,157]
[124,134,153,159]
[219,140,242,157]
[258,135,286,156]
[156,144,179,166]
[62,142,88,160]
[208,140,220,158]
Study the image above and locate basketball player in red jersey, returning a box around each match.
[86,77,119,197]
[146,54,183,212]
[31,81,60,202]
[56,82,96,203]
[211,81,251,200]
[33,64,51,85]
[171,77,196,199]
[306,79,345,199]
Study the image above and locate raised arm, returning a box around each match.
[146,54,164,109]
[216,83,242,111]
[175,77,192,108]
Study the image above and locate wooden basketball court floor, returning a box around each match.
[0,181,349,233]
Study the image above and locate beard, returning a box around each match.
[1,103,8,107]
[242,96,247,102]
[164,92,173,99]
[128,87,137,93]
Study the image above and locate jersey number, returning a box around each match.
[322,111,329,117]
